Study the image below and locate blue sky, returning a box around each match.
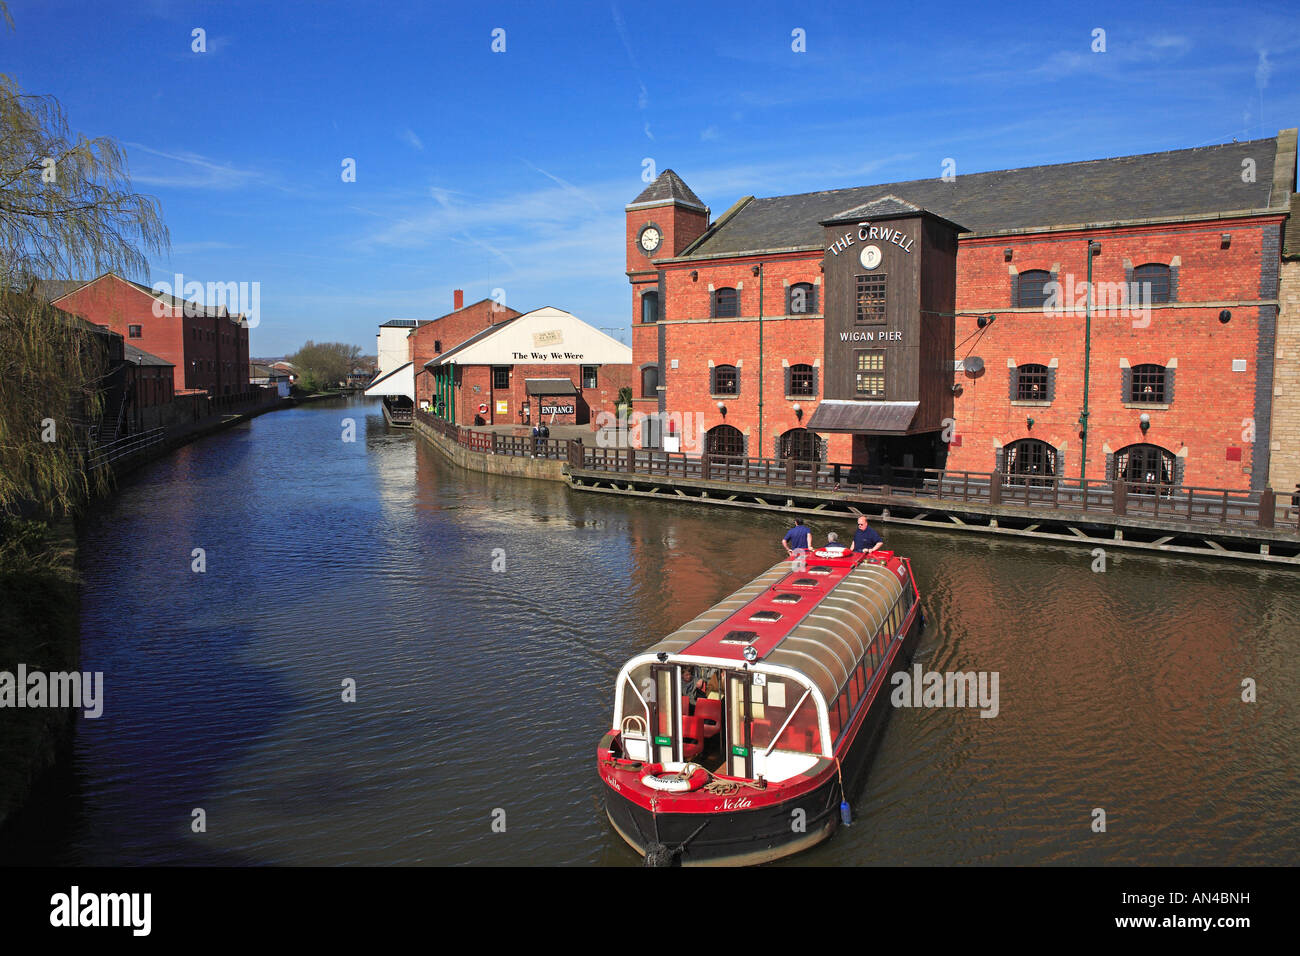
[4,0,1297,355]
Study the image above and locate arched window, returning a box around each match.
[706,424,745,459]
[640,290,659,324]
[1016,269,1052,308]
[640,365,658,398]
[778,428,820,462]
[787,282,817,315]
[1112,443,1177,491]
[1013,363,1052,401]
[786,363,816,397]
[1132,263,1171,304]
[711,364,739,396]
[1002,438,1057,486]
[712,287,739,318]
[1128,364,1169,403]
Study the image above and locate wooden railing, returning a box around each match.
[409,411,1298,532]
[573,448,1299,532]
[413,409,569,460]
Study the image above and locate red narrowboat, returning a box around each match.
[597,546,924,866]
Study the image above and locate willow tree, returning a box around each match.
[0,10,169,516]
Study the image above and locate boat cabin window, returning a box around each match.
[772,592,802,604]
[748,677,815,756]
[749,610,781,622]
[790,577,820,588]
[806,567,831,575]
[721,629,758,645]
[772,689,821,755]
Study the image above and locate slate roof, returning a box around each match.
[685,136,1288,259]
[124,343,173,366]
[31,279,87,303]
[628,169,707,210]
[827,195,926,221]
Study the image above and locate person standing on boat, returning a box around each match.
[782,519,812,556]
[823,532,848,553]
[851,515,884,553]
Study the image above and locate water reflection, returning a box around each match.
[3,395,1296,866]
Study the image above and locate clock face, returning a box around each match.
[639,226,662,253]
[859,244,882,270]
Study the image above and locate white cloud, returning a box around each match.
[126,143,263,189]
[1256,49,1273,89]
[399,128,425,151]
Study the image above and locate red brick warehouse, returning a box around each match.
[625,130,1297,492]
[48,272,251,396]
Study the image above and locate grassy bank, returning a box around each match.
[0,516,80,834]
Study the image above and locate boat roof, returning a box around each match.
[643,550,908,704]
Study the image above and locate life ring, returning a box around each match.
[641,762,708,793]
[478,403,488,414]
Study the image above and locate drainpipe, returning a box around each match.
[754,264,764,458]
[1079,240,1100,482]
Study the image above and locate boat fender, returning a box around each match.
[641,762,709,793]
[840,800,853,826]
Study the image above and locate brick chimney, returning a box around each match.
[453,289,464,311]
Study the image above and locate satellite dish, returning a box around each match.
[965,356,985,374]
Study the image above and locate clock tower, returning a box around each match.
[626,169,709,446]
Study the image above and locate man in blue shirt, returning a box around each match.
[851,515,884,553]
[782,520,812,555]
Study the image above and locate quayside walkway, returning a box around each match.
[567,450,1300,565]
[412,411,1300,565]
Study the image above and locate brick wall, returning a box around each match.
[448,361,631,426]
[1269,258,1300,494]
[630,216,1286,487]
[410,299,521,406]
[55,275,249,395]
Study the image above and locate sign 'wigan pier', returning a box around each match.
[817,205,962,441]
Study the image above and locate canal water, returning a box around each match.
[5,395,1298,865]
